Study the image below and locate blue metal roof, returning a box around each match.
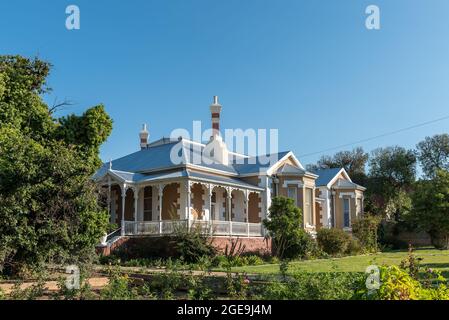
[311,168,343,186]
[97,139,291,177]
[232,151,290,174]
[187,171,263,190]
[101,140,238,174]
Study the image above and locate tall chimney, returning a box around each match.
[209,96,222,138]
[139,123,149,149]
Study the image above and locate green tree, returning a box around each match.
[0,55,112,276]
[367,146,416,219]
[263,197,313,259]
[308,147,368,185]
[408,170,449,249]
[416,134,449,179]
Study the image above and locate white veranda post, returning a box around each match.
[158,184,164,234]
[120,184,126,236]
[133,187,139,235]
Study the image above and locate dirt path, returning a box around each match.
[0,277,109,294]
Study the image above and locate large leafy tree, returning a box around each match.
[307,147,368,185]
[408,170,449,249]
[0,55,112,276]
[416,134,449,179]
[367,146,416,219]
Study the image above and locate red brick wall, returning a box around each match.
[97,236,272,256]
[210,237,272,255]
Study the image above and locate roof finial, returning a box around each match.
[109,158,112,170]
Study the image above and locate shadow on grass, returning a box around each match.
[420,263,449,269]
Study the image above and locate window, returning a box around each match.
[343,198,350,228]
[305,188,313,225]
[287,187,297,206]
[143,186,153,221]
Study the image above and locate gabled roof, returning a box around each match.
[311,168,345,187]
[232,151,291,175]
[276,163,306,175]
[334,178,366,191]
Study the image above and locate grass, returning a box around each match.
[218,248,449,276]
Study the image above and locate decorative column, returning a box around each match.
[245,190,250,237]
[107,177,112,221]
[207,184,214,222]
[226,187,233,236]
[158,184,164,234]
[133,187,139,235]
[186,181,192,231]
[121,184,127,236]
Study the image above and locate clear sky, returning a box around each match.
[1,0,449,167]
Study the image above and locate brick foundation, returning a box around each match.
[210,237,271,255]
[96,236,271,257]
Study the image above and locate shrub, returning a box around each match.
[263,271,365,300]
[264,197,315,259]
[355,265,449,300]
[377,220,409,250]
[316,228,351,255]
[346,238,362,255]
[352,215,381,252]
[245,255,265,266]
[100,268,137,300]
[171,223,216,263]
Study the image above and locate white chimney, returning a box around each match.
[139,123,149,149]
[205,96,229,165]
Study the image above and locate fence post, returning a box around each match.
[159,220,162,235]
[247,223,250,238]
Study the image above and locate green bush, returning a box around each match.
[212,254,266,268]
[377,220,409,250]
[355,265,449,300]
[171,224,216,263]
[263,271,365,300]
[245,255,265,266]
[264,197,311,259]
[346,238,363,255]
[100,269,137,300]
[352,215,381,252]
[316,228,351,255]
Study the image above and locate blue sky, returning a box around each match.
[1,0,449,167]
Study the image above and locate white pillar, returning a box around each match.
[134,187,139,235]
[107,177,112,220]
[186,181,192,230]
[245,190,250,237]
[158,184,164,234]
[227,188,232,236]
[121,184,126,236]
[208,184,213,221]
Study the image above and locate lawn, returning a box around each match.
[222,248,449,275]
